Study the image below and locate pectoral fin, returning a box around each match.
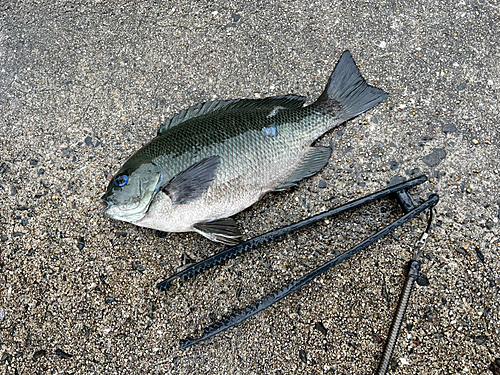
[163,156,220,205]
[275,146,332,190]
[193,218,241,245]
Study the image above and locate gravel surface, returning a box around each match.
[1,1,499,374]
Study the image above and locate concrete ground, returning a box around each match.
[1,1,499,374]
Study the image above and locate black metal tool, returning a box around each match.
[375,209,433,375]
[156,175,439,351]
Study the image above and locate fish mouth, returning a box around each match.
[100,195,113,216]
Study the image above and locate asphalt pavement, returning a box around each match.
[0,1,499,374]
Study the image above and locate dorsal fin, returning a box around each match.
[157,95,307,135]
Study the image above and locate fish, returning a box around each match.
[101,51,388,244]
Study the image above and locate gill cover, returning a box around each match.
[102,162,163,223]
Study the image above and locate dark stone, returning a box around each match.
[1,352,12,364]
[55,349,72,359]
[417,274,430,286]
[0,162,7,174]
[388,175,405,187]
[13,232,24,237]
[21,218,28,226]
[318,180,327,189]
[85,136,93,146]
[33,349,47,360]
[442,124,457,133]
[1,235,7,242]
[299,349,307,364]
[314,322,327,336]
[105,297,115,303]
[381,284,390,303]
[77,237,85,250]
[133,263,146,272]
[155,230,168,238]
[236,286,243,298]
[231,13,241,22]
[30,159,38,167]
[458,82,467,90]
[405,168,420,177]
[422,148,446,167]
[389,161,399,171]
[472,335,487,345]
[406,323,413,331]
[486,220,495,230]
[475,247,485,263]
[433,332,444,339]
[38,168,45,176]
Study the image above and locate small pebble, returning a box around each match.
[442,124,457,133]
[472,335,487,345]
[1,352,12,364]
[318,180,327,189]
[55,349,72,359]
[417,274,430,286]
[133,263,146,272]
[105,297,115,303]
[85,136,93,146]
[475,247,485,263]
[77,237,85,250]
[299,349,307,364]
[33,349,47,360]
[314,322,327,336]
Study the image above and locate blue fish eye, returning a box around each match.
[115,174,128,187]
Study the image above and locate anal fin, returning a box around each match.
[193,218,242,245]
[275,146,332,190]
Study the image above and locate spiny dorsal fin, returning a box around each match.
[158,95,307,135]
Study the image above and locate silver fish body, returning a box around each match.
[102,51,388,244]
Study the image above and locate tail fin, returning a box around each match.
[313,51,388,120]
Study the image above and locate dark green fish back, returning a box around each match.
[133,96,330,190]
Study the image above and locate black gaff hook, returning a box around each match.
[179,193,438,349]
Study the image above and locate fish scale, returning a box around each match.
[102,51,388,244]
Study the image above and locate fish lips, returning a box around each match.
[100,195,113,215]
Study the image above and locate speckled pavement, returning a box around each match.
[1,1,499,374]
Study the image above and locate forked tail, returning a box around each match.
[311,51,388,121]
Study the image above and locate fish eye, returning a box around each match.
[115,174,128,187]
